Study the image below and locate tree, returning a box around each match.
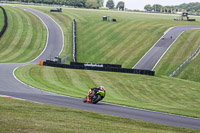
[196,9,200,15]
[74,0,87,7]
[116,1,124,11]
[144,4,152,11]
[152,4,162,12]
[106,0,115,9]
[96,0,104,8]
[86,0,97,8]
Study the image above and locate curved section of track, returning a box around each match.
[133,26,200,70]
[0,7,200,129]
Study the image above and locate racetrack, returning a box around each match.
[133,26,200,70]
[0,6,200,130]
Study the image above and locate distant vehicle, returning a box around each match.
[174,17,178,21]
[50,8,62,12]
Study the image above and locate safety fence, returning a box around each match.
[0,6,8,38]
[42,60,155,76]
[72,19,77,62]
[170,45,200,77]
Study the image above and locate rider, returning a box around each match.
[83,86,106,103]
[92,86,105,98]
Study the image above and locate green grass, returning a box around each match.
[154,29,200,80]
[15,65,200,118]
[24,6,200,68]
[0,8,4,32]
[175,53,200,82]
[0,97,198,133]
[0,6,47,63]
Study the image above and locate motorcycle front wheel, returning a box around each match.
[92,95,101,104]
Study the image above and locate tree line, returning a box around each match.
[3,0,125,10]
[4,0,103,8]
[144,2,200,15]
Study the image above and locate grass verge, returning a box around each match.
[15,65,200,118]
[0,97,198,133]
[175,53,200,82]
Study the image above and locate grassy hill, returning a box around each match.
[0,97,197,133]
[0,6,46,63]
[0,8,4,31]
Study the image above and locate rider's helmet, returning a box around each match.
[100,86,104,91]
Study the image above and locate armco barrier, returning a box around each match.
[170,45,200,77]
[0,6,8,38]
[43,60,155,76]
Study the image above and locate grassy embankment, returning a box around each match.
[0,6,46,63]
[0,97,198,133]
[0,8,4,31]
[15,65,200,118]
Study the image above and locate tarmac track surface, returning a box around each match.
[0,6,200,130]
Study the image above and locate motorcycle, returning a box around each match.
[83,88,105,104]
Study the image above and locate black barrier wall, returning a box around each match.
[70,62,122,68]
[72,19,77,62]
[43,61,155,76]
[0,6,8,38]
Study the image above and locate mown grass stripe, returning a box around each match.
[0,7,18,55]
[77,22,124,62]
[0,6,46,63]
[77,22,113,52]
[0,8,23,60]
[79,21,139,63]
[4,9,32,61]
[0,8,4,31]
[21,13,44,62]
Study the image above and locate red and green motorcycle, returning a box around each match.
[83,86,106,104]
